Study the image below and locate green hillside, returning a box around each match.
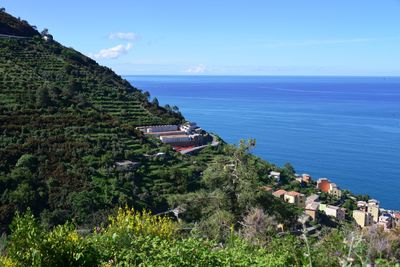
[0,11,197,229]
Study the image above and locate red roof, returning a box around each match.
[173,145,195,152]
[317,179,331,193]
[273,189,287,196]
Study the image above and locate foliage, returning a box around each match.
[5,209,98,266]
[0,10,190,229]
[169,140,299,241]
[2,208,400,266]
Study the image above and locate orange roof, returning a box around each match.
[273,189,287,196]
[394,213,400,219]
[317,179,331,193]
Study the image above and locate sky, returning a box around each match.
[2,0,400,76]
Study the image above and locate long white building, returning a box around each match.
[138,125,178,133]
[160,135,192,144]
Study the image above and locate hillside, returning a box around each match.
[0,10,39,37]
[0,11,197,229]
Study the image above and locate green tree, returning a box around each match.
[15,154,38,171]
[152,97,159,106]
[36,85,51,107]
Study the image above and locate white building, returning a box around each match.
[378,214,392,230]
[160,135,192,144]
[138,125,178,133]
[180,122,198,133]
[269,171,281,182]
[324,205,346,221]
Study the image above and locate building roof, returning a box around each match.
[273,189,287,197]
[270,171,281,176]
[286,191,303,197]
[317,178,331,193]
[368,199,380,205]
[306,202,320,210]
[326,205,344,211]
[306,194,319,203]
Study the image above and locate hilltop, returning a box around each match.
[0,10,39,37]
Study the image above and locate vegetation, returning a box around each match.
[1,10,400,266]
[1,207,400,266]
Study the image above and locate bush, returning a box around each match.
[6,209,98,266]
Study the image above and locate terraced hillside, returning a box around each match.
[0,11,205,230]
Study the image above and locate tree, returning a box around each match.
[15,154,38,171]
[152,97,159,106]
[41,28,49,36]
[36,85,51,107]
[0,7,5,12]
[282,162,295,176]
[168,139,298,241]
[143,91,150,101]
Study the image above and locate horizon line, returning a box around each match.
[121,74,400,78]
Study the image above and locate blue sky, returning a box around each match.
[3,0,400,76]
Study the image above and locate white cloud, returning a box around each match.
[109,32,138,41]
[92,43,133,59]
[185,64,206,73]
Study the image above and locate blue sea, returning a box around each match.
[125,76,400,210]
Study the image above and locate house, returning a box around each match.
[323,205,346,221]
[295,174,303,183]
[367,200,380,223]
[357,201,368,211]
[115,160,141,172]
[393,213,400,228]
[284,191,305,208]
[305,202,320,221]
[306,194,320,205]
[180,122,198,133]
[302,173,312,183]
[378,214,392,230]
[298,213,312,225]
[353,210,373,228]
[316,178,342,198]
[269,171,281,182]
[272,189,287,200]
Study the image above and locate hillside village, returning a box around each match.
[264,171,400,234]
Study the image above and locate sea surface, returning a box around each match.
[125,75,400,210]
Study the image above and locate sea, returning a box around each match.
[125,75,400,210]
